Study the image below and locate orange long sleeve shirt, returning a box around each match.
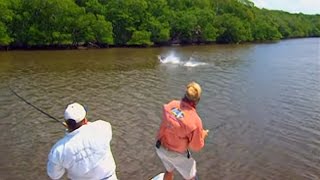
[157,100,206,153]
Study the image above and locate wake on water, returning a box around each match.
[157,54,207,67]
[184,57,207,67]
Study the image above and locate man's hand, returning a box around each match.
[203,129,209,138]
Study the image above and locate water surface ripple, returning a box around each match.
[0,38,319,180]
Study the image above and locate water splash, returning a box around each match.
[157,54,182,64]
[183,57,207,67]
[158,54,207,67]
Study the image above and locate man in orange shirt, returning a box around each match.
[155,82,209,180]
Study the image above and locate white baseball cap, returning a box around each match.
[64,103,86,123]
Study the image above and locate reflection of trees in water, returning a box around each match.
[1,49,158,74]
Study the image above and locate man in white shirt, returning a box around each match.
[47,102,117,180]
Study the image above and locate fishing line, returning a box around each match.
[205,122,227,145]
[210,122,226,132]
[9,85,66,127]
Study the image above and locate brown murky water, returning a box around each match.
[0,38,319,180]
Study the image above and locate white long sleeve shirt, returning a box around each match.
[47,120,117,180]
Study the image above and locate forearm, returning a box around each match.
[47,161,65,180]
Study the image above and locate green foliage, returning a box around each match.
[0,0,13,22]
[105,0,148,45]
[170,10,198,43]
[203,24,218,42]
[237,0,254,7]
[216,14,252,43]
[252,18,282,41]
[310,16,320,36]
[192,7,217,42]
[142,16,170,43]
[143,0,171,43]
[0,0,13,45]
[0,0,319,48]
[84,0,106,15]
[92,15,113,44]
[128,30,153,46]
[0,22,12,45]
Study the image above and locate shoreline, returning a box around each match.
[0,37,317,51]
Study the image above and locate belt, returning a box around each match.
[156,140,191,158]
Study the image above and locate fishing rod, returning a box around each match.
[9,86,67,127]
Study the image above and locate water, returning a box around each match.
[0,38,319,180]
[158,53,207,67]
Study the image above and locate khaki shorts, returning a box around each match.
[156,146,196,179]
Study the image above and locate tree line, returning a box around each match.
[0,0,319,49]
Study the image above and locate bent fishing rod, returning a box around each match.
[9,86,67,127]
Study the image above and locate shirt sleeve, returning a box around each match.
[101,120,112,143]
[92,120,113,143]
[106,122,112,142]
[47,145,65,180]
[47,160,65,180]
[188,118,205,152]
[156,105,167,140]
